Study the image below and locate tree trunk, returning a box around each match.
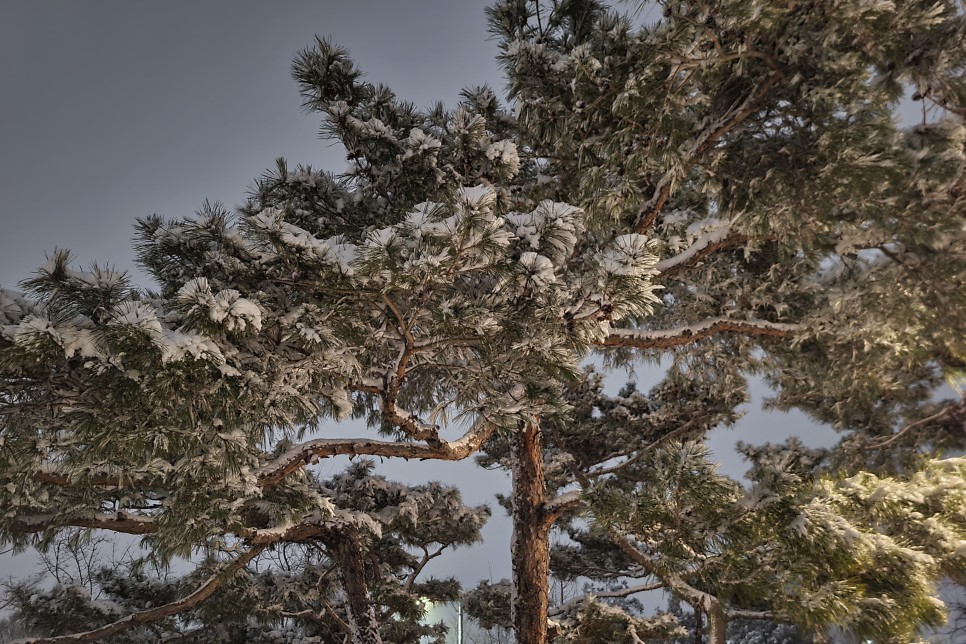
[327,527,383,644]
[693,605,703,644]
[706,603,727,644]
[511,419,551,644]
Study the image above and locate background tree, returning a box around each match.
[474,373,966,642]
[2,462,487,643]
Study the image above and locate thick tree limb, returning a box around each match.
[657,233,751,277]
[13,546,264,643]
[246,521,328,546]
[603,318,799,350]
[26,421,495,530]
[382,400,441,445]
[256,419,496,486]
[13,512,157,536]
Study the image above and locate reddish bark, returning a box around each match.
[510,420,552,644]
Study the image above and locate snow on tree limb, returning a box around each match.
[256,419,497,486]
[602,318,800,350]
[656,232,751,277]
[548,580,665,617]
[12,513,158,536]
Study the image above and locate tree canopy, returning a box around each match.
[1,1,965,643]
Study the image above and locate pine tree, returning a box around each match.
[0,36,660,644]
[1,1,965,642]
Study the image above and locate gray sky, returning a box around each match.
[0,0,838,605]
[0,0,502,286]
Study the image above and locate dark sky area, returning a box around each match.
[0,1,838,598]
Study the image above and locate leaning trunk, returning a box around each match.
[327,526,384,644]
[511,419,551,643]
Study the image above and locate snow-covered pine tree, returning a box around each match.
[587,442,966,643]
[0,36,660,644]
[488,0,966,460]
[1,0,965,641]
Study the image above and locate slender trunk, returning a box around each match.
[511,419,551,644]
[327,527,383,644]
[693,605,703,644]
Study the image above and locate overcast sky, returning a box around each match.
[0,0,503,286]
[0,0,838,600]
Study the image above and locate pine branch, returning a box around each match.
[375,294,456,445]
[632,70,785,235]
[549,580,665,617]
[256,419,496,486]
[13,546,264,643]
[13,513,157,536]
[583,418,705,480]
[602,318,799,350]
[657,233,752,277]
[29,419,494,499]
[867,405,957,449]
[607,530,723,617]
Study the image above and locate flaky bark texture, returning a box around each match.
[327,527,383,644]
[708,605,727,644]
[511,420,552,644]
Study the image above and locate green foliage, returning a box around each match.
[582,439,966,642]
[554,601,684,643]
